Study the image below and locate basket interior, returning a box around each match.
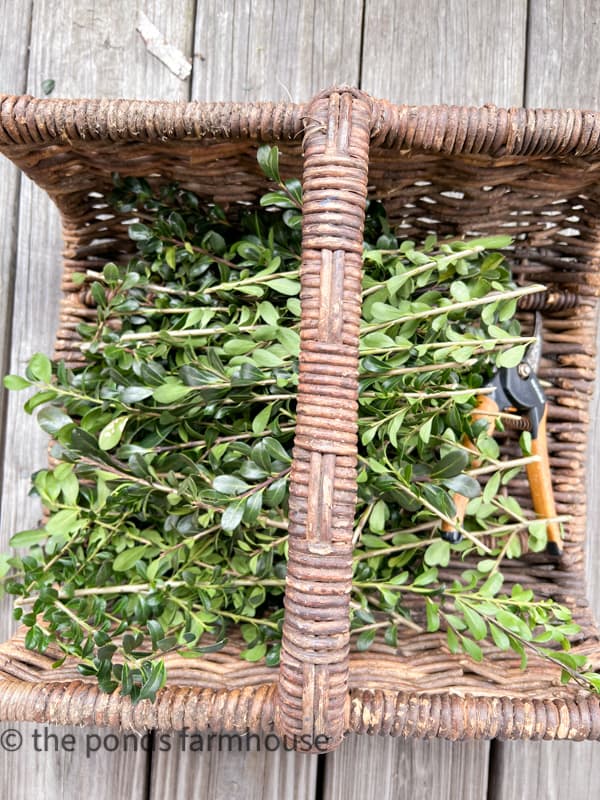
[2,130,600,701]
[358,146,600,696]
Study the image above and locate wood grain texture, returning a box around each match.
[526,0,600,109]
[149,736,318,800]
[490,3,600,796]
[23,0,195,100]
[0,2,194,798]
[0,184,65,639]
[323,735,489,800]
[488,738,600,800]
[0,0,32,519]
[360,0,528,106]
[191,0,364,102]
[0,723,149,798]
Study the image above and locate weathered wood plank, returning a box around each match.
[0,185,65,603]
[360,0,528,106]
[22,0,195,100]
[490,4,600,796]
[0,2,194,797]
[323,736,489,800]
[325,4,527,798]
[488,737,599,800]
[525,0,600,110]
[0,0,32,514]
[191,0,364,102]
[149,737,319,800]
[0,723,150,796]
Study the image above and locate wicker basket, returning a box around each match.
[1,86,600,752]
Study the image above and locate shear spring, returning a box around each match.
[503,415,531,431]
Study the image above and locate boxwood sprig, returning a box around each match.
[2,145,593,703]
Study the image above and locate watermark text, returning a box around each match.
[0,726,331,756]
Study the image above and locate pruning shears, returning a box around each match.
[441,313,562,556]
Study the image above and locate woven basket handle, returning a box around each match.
[275,88,372,752]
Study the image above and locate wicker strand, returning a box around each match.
[348,690,600,741]
[276,88,372,752]
[369,101,600,157]
[0,95,306,145]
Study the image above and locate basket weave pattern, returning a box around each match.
[1,87,600,750]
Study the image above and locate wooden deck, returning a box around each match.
[0,1,599,797]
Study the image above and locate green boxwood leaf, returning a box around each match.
[243,491,263,524]
[480,571,503,597]
[260,191,296,209]
[212,475,250,495]
[223,338,255,355]
[442,474,481,498]
[496,610,532,640]
[252,404,272,435]
[152,383,193,403]
[431,450,469,479]
[120,386,154,404]
[461,636,483,662]
[45,508,80,537]
[356,628,377,651]
[471,235,512,250]
[137,660,167,702]
[425,598,440,632]
[413,567,438,586]
[264,477,287,507]
[221,503,245,532]
[424,538,451,567]
[129,223,152,242]
[460,604,487,640]
[496,345,526,369]
[37,406,73,435]
[419,417,433,444]
[369,500,387,533]
[447,627,460,654]
[98,416,129,451]
[3,374,30,391]
[267,278,300,296]
[277,327,300,356]
[256,145,281,183]
[519,430,532,456]
[10,529,47,548]
[483,471,501,504]
[265,645,281,667]
[41,78,55,95]
[263,437,291,464]
[450,280,470,302]
[258,301,279,325]
[113,545,148,572]
[27,353,52,383]
[384,624,398,648]
[24,389,57,414]
[240,642,267,662]
[489,622,510,650]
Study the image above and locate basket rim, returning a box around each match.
[0,669,599,741]
[2,87,600,159]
